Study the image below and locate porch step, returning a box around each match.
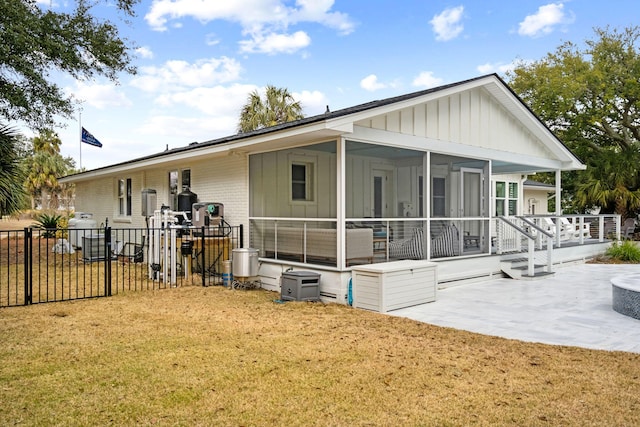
[500,257,555,280]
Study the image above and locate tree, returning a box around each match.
[507,26,640,217]
[0,0,139,131]
[23,130,76,210]
[238,85,304,133]
[0,125,27,215]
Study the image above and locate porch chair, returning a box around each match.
[623,218,636,239]
[388,224,460,260]
[559,217,591,239]
[542,217,575,241]
[117,236,145,263]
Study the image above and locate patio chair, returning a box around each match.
[388,224,459,259]
[623,218,636,239]
[559,217,591,239]
[542,218,573,241]
[117,236,145,263]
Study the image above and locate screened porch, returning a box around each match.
[249,139,495,270]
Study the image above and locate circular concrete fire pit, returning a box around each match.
[612,274,640,320]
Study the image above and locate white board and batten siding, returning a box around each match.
[351,260,437,313]
[355,87,555,162]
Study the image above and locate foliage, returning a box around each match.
[0,125,27,215]
[605,240,640,262]
[0,0,139,130]
[238,85,304,133]
[33,212,62,237]
[22,129,76,210]
[507,26,640,217]
[55,216,69,239]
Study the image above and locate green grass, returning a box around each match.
[1,286,639,426]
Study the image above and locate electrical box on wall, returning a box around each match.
[141,189,157,217]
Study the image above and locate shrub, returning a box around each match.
[605,240,640,262]
[33,213,62,238]
[55,216,69,239]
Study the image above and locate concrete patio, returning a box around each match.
[392,263,640,353]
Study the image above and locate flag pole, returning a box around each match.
[79,110,82,170]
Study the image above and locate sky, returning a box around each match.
[30,0,640,170]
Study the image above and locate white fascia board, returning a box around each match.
[349,125,582,171]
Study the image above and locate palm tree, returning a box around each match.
[23,130,71,209]
[0,124,27,215]
[237,85,304,133]
[574,148,640,219]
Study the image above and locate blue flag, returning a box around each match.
[81,127,103,148]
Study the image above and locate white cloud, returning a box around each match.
[135,46,154,59]
[66,82,132,109]
[155,84,257,116]
[144,0,354,54]
[293,90,328,116]
[430,6,464,41]
[136,115,237,141]
[239,31,311,55]
[412,71,444,88]
[476,61,519,75]
[518,3,574,37]
[360,74,386,91]
[205,33,220,46]
[130,57,243,92]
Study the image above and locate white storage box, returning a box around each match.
[351,260,437,313]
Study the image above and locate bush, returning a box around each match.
[33,213,62,238]
[605,240,640,262]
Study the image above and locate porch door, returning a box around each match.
[372,169,392,218]
[460,168,484,250]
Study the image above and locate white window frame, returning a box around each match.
[117,177,132,217]
[495,180,518,216]
[289,155,317,204]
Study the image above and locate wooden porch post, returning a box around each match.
[337,138,346,270]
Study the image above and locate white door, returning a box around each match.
[460,168,484,250]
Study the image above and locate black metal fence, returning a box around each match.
[0,224,243,308]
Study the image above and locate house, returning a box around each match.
[61,74,610,304]
[523,179,555,215]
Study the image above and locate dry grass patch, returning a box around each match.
[1,286,639,426]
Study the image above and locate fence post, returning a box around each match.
[239,224,244,248]
[23,228,32,305]
[105,226,112,297]
[200,226,206,287]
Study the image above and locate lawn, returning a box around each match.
[0,285,639,426]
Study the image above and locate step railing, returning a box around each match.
[496,216,554,277]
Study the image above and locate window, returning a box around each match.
[118,178,132,216]
[181,169,191,191]
[169,171,179,210]
[291,161,314,202]
[432,177,446,217]
[495,181,518,216]
[169,169,191,210]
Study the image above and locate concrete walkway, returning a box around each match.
[392,263,640,353]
